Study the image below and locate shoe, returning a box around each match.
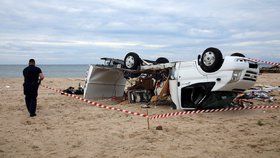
[30,114,37,117]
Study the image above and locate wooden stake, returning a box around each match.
[146,109,150,130]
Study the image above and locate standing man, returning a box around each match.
[23,59,44,117]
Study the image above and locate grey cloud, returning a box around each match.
[0,0,279,64]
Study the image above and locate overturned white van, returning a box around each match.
[84,48,259,109]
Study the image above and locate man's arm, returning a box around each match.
[39,73,44,81]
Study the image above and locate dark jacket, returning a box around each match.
[23,65,42,95]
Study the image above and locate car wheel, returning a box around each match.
[156,57,169,64]
[200,47,223,73]
[124,52,141,70]
[231,52,245,57]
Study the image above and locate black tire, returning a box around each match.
[231,52,245,57]
[156,57,169,64]
[124,52,141,70]
[200,47,223,73]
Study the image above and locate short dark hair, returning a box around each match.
[29,59,35,64]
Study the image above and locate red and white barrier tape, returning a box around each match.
[149,105,280,120]
[42,85,279,120]
[246,58,280,66]
[41,85,148,118]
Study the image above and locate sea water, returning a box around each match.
[0,65,89,78]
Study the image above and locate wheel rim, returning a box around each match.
[125,56,135,68]
[202,51,215,66]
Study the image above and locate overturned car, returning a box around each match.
[84,47,259,109]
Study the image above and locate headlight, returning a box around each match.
[229,70,242,83]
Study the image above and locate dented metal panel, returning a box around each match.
[84,65,126,99]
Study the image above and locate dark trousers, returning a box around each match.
[25,94,38,116]
[24,83,39,116]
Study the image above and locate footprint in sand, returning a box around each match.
[25,120,32,125]
[21,119,35,125]
[71,141,82,148]
[31,145,40,151]
[77,116,86,120]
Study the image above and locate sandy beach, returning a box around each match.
[0,74,279,158]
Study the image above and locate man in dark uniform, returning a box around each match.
[23,59,44,117]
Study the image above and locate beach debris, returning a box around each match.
[118,100,129,105]
[125,73,171,105]
[127,89,151,103]
[62,84,84,95]
[75,83,84,95]
[62,87,75,94]
[156,125,163,130]
[126,77,154,103]
[141,104,150,108]
[233,97,254,107]
[251,84,280,92]
[243,91,274,102]
[236,85,279,102]
[127,77,154,91]
[5,85,10,88]
[151,79,170,105]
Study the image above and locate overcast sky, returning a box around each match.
[0,0,279,64]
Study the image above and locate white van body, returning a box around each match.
[168,56,259,109]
